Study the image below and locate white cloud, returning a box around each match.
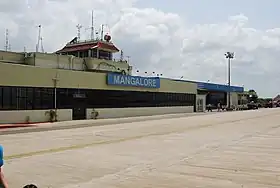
[0,0,279,97]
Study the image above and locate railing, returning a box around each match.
[66,39,113,46]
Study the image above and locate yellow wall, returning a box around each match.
[24,53,132,74]
[0,109,72,124]
[84,58,132,75]
[0,51,25,64]
[86,106,194,119]
[0,51,131,74]
[0,106,194,124]
[0,62,197,94]
[25,53,84,70]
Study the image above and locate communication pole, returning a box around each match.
[4,29,9,51]
[101,24,104,41]
[85,11,95,40]
[225,52,234,109]
[76,24,82,41]
[90,10,94,40]
[126,55,130,64]
[120,50,124,61]
[36,25,41,52]
[40,37,44,53]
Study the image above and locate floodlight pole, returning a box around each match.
[225,52,234,109]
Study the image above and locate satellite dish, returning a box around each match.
[104,34,111,42]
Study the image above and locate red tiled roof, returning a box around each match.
[97,42,119,52]
[56,44,95,53]
[56,41,119,53]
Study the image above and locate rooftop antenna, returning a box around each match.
[85,11,95,40]
[95,31,99,40]
[120,50,124,61]
[40,37,44,53]
[76,24,82,41]
[126,55,130,64]
[101,24,104,41]
[36,25,41,52]
[4,29,9,51]
[90,10,94,40]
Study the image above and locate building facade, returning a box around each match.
[0,50,197,123]
[195,81,244,109]
[0,35,250,123]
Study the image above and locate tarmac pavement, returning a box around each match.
[1,108,280,187]
[0,111,214,135]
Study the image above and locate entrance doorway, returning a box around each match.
[197,98,204,112]
[206,92,227,107]
[72,107,86,120]
[72,94,87,120]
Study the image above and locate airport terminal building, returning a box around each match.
[0,36,247,123]
[196,81,244,110]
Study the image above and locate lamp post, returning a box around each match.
[225,52,234,109]
[52,73,59,121]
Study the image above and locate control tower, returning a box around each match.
[56,33,132,75]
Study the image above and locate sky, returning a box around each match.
[1,0,280,97]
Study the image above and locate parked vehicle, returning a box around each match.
[247,101,258,110]
[264,101,274,108]
[246,90,259,110]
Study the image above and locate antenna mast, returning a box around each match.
[40,37,44,53]
[90,10,94,40]
[85,11,95,40]
[126,55,130,64]
[120,50,124,61]
[101,24,104,41]
[36,25,41,52]
[4,29,9,51]
[76,24,82,41]
[95,31,99,40]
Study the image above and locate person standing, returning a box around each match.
[207,104,212,112]
[0,145,8,188]
[217,102,221,112]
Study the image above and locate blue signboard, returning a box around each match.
[197,82,244,92]
[107,73,160,88]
